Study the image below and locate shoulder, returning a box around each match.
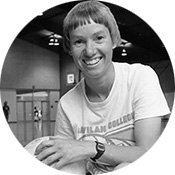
[127,63,160,93]
[113,62,157,87]
[116,62,155,77]
[112,62,154,75]
[115,62,154,73]
[129,63,157,82]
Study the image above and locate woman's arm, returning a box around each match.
[98,117,162,166]
[35,116,161,169]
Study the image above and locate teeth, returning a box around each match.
[84,58,101,66]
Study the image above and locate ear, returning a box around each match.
[113,35,121,49]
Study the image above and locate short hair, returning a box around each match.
[63,0,121,53]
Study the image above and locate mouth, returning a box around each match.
[82,57,102,66]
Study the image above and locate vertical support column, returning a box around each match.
[32,85,35,139]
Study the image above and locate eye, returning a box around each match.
[95,35,105,43]
[97,36,104,40]
[74,39,85,47]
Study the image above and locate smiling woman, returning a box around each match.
[69,20,114,80]
[1,0,174,175]
[34,1,171,175]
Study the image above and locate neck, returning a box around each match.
[84,63,115,102]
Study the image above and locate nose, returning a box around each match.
[84,40,96,57]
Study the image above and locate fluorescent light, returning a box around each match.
[48,33,62,46]
[121,48,127,56]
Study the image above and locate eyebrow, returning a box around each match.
[92,30,106,36]
[71,30,106,39]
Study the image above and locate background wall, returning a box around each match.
[0,38,60,89]
[59,50,80,97]
[0,38,61,123]
[0,38,62,145]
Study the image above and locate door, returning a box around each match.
[16,91,52,146]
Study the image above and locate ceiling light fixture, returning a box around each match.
[121,48,127,56]
[48,34,62,46]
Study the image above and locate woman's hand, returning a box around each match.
[35,136,95,169]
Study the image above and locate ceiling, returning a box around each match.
[17,0,170,64]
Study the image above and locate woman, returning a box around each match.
[35,1,170,174]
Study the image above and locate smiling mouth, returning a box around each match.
[83,57,102,66]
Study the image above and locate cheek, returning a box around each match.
[71,45,80,56]
[99,38,113,52]
[102,44,113,57]
[71,47,83,61]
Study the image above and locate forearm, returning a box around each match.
[97,118,162,166]
[100,144,147,166]
[82,141,147,166]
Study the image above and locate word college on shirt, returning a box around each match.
[78,112,134,134]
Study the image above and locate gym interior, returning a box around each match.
[0,1,174,147]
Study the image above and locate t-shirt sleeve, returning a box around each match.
[133,65,170,121]
[54,101,75,139]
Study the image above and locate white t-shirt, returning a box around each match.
[54,62,170,173]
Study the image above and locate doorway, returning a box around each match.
[16,90,54,146]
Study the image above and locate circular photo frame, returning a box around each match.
[0,0,174,175]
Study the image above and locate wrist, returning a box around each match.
[80,141,97,159]
[90,141,105,162]
[82,141,97,159]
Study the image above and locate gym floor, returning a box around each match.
[9,120,55,146]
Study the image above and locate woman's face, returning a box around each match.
[69,19,114,79]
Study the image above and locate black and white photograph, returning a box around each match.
[0,0,175,175]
